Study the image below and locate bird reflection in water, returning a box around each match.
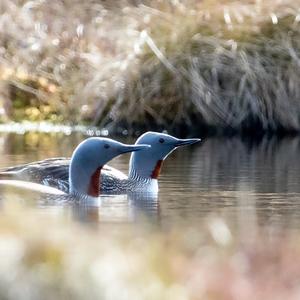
[70,193,159,225]
[0,180,160,225]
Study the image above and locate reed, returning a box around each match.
[0,0,299,134]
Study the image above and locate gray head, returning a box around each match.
[129,132,201,180]
[69,137,150,197]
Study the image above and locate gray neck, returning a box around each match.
[128,152,158,180]
[69,159,95,196]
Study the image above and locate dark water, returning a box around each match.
[1,131,300,235]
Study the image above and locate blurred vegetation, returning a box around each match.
[0,203,300,300]
[0,0,299,135]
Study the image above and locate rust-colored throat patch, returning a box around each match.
[151,160,163,179]
[88,166,102,197]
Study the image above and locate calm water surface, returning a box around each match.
[1,132,300,234]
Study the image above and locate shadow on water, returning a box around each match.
[1,132,300,234]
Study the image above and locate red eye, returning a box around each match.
[104,144,110,149]
[159,138,165,143]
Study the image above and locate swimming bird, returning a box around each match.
[0,137,149,199]
[0,132,200,194]
[123,132,200,193]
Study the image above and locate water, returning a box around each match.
[1,132,300,235]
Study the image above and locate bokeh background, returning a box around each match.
[0,0,299,135]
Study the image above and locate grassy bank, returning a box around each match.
[0,1,299,135]
[0,204,300,300]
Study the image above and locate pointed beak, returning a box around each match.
[174,138,201,147]
[121,144,151,153]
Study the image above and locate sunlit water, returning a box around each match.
[1,131,300,235]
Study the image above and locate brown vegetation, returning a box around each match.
[0,1,299,135]
[0,205,300,300]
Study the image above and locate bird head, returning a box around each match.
[129,132,201,180]
[69,137,150,197]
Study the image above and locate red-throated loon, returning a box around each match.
[0,132,200,194]
[0,137,149,199]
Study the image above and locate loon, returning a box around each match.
[0,137,149,199]
[0,132,200,194]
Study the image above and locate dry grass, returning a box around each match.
[0,203,300,300]
[119,1,300,134]
[0,0,299,134]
